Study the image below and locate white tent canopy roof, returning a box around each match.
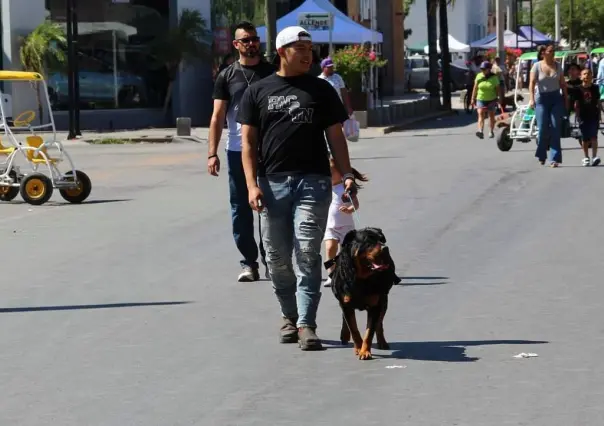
[256,0,383,44]
[423,34,471,54]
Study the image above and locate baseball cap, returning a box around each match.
[321,57,334,68]
[480,61,492,69]
[276,26,312,49]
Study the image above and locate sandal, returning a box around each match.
[550,162,559,168]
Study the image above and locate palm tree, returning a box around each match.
[19,19,67,123]
[149,9,212,121]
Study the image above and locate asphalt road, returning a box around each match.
[2,115,604,426]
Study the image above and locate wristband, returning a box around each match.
[208,154,218,159]
[342,173,355,183]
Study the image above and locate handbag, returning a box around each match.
[343,114,360,142]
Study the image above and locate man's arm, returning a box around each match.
[326,124,353,177]
[208,100,228,157]
[241,124,259,189]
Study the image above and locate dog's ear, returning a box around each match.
[341,229,357,248]
[367,227,386,243]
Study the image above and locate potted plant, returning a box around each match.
[331,45,387,110]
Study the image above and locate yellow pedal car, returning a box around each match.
[0,71,91,205]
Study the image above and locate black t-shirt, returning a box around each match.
[212,60,276,148]
[575,84,600,122]
[567,78,582,108]
[236,73,349,177]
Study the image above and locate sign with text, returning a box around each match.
[297,12,334,31]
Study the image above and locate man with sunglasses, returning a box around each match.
[208,22,276,282]
[237,26,358,351]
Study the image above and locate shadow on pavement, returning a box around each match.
[0,301,192,313]
[56,199,133,206]
[396,110,477,132]
[384,339,548,362]
[396,276,450,286]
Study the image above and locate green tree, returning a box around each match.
[403,0,414,40]
[19,19,67,123]
[534,0,604,48]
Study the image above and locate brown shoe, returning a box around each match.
[279,317,298,344]
[298,326,323,351]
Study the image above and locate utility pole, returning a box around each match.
[554,0,561,43]
[568,0,574,48]
[496,0,505,61]
[66,0,76,140]
[264,0,277,63]
[72,0,81,136]
[439,0,452,110]
[506,0,513,31]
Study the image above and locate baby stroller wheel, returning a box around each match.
[20,173,53,206]
[0,170,20,202]
[59,170,91,204]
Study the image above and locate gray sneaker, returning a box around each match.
[298,326,323,351]
[237,266,260,282]
[280,317,298,343]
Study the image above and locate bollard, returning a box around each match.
[176,117,191,137]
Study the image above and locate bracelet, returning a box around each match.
[208,154,218,159]
[342,173,355,183]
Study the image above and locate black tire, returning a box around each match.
[497,127,513,152]
[0,170,20,202]
[59,170,91,204]
[20,173,53,206]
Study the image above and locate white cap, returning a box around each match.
[276,26,312,49]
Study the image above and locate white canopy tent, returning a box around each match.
[423,35,471,54]
[255,0,383,44]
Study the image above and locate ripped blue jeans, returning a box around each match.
[258,174,331,328]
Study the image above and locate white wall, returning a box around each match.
[405,0,487,51]
[1,0,49,121]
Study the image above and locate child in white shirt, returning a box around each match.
[323,158,368,287]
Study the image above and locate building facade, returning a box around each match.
[2,0,212,130]
[405,0,488,52]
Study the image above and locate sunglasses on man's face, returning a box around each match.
[237,36,260,44]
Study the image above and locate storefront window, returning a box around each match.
[46,0,169,110]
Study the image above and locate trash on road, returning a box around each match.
[513,353,538,359]
[385,365,407,369]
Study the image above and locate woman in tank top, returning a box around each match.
[529,44,569,167]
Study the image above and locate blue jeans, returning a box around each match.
[258,174,331,328]
[535,91,565,163]
[227,150,266,269]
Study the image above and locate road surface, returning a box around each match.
[2,116,603,425]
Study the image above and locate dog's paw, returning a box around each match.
[376,341,390,350]
[357,349,373,360]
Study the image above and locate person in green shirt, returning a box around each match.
[471,61,504,139]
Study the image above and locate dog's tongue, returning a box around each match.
[371,263,388,271]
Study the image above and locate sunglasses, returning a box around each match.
[237,36,260,44]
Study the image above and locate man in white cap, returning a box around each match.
[237,26,359,351]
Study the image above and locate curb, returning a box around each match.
[381,110,457,134]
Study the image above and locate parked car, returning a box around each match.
[405,55,430,91]
[438,60,471,92]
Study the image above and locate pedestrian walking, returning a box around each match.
[318,57,354,115]
[237,26,359,351]
[574,68,601,167]
[207,22,275,282]
[529,44,569,167]
[471,61,503,139]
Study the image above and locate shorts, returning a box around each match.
[579,120,599,141]
[600,85,604,101]
[476,99,497,111]
[323,225,355,243]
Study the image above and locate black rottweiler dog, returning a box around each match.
[325,227,400,360]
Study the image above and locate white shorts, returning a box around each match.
[323,225,355,243]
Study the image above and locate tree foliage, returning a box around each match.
[534,0,604,47]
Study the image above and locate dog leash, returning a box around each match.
[345,189,362,229]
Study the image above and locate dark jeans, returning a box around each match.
[227,150,266,269]
[535,91,564,163]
